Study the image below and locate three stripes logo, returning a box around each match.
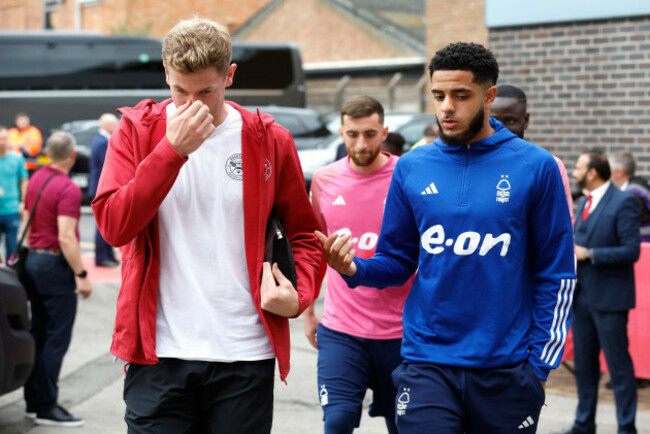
[518,416,535,429]
[540,278,576,366]
[332,195,346,206]
[421,182,439,195]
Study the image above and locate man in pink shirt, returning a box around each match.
[304,96,412,434]
[490,85,574,220]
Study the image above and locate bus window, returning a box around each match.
[231,46,295,90]
[0,33,305,132]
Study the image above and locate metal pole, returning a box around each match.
[334,75,351,111]
[74,0,81,30]
[387,73,403,111]
[416,73,429,113]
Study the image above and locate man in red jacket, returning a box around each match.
[91,17,323,433]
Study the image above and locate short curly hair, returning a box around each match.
[428,42,499,86]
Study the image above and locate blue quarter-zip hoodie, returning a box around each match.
[343,118,576,380]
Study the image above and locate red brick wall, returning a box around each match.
[0,0,271,35]
[489,17,650,176]
[239,0,418,63]
[0,0,43,29]
[425,0,488,113]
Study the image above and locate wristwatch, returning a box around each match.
[76,270,88,278]
[584,249,591,260]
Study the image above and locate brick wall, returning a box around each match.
[0,0,43,29]
[0,0,270,35]
[240,0,418,63]
[489,16,650,177]
[425,0,488,113]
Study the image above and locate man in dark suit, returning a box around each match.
[561,150,641,434]
[89,113,118,267]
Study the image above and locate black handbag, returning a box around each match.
[264,210,297,289]
[8,173,60,287]
[7,245,30,288]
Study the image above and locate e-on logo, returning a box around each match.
[421,224,511,257]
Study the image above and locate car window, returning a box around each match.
[72,128,99,148]
[398,119,434,145]
[271,113,309,136]
[63,122,99,148]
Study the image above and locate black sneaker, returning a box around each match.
[35,405,84,427]
[606,378,650,389]
[637,379,650,389]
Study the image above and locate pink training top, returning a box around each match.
[311,154,412,339]
[553,155,574,223]
[26,165,81,249]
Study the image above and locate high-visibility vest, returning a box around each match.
[8,125,43,170]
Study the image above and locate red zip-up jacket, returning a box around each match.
[92,99,324,382]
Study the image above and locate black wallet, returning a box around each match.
[264,210,297,289]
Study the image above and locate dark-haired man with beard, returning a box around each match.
[305,96,412,434]
[558,150,640,434]
[316,42,576,433]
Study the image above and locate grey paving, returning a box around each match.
[2,281,649,433]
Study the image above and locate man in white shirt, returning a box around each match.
[92,17,323,433]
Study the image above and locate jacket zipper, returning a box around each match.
[460,144,470,206]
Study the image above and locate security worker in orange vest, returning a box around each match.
[8,112,43,175]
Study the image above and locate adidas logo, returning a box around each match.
[332,195,346,206]
[518,415,535,429]
[421,182,439,195]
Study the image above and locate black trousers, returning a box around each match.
[572,304,637,434]
[94,227,116,264]
[124,358,275,434]
[23,251,77,413]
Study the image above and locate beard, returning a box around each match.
[437,106,485,146]
[576,174,587,191]
[347,146,381,167]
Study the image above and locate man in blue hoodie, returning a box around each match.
[316,42,576,433]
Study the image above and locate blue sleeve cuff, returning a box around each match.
[340,257,365,288]
[528,356,551,381]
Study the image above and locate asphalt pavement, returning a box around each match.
[1,210,649,433]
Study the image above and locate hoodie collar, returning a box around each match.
[433,118,517,162]
[118,99,275,144]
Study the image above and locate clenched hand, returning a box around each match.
[261,262,300,317]
[166,100,215,157]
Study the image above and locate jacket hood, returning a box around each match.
[118,99,276,135]
[433,117,518,163]
[117,99,172,125]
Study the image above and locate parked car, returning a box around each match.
[55,106,329,204]
[298,113,437,190]
[0,267,34,396]
[56,119,100,205]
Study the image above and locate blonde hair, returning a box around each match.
[162,16,231,74]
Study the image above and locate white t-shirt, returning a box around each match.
[155,103,274,361]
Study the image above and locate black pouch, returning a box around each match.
[7,246,30,290]
[264,211,297,288]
